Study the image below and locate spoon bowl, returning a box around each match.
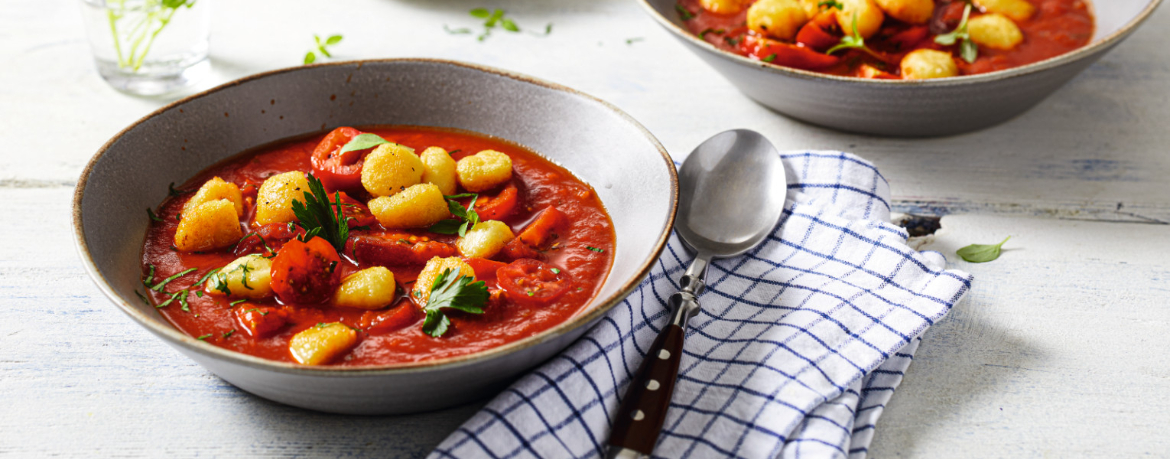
[676,129,787,259]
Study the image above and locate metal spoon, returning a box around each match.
[606,129,787,458]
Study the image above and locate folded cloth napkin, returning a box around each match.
[430,151,972,459]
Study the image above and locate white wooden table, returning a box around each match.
[3,0,1169,457]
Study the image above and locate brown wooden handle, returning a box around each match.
[607,323,686,455]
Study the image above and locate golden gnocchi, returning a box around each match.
[457,221,515,259]
[747,0,809,41]
[288,323,358,365]
[361,143,423,197]
[900,49,959,79]
[255,171,309,225]
[456,150,513,192]
[183,177,244,217]
[413,257,476,305]
[968,13,1025,50]
[333,267,398,310]
[419,147,458,196]
[368,183,449,229]
[206,254,273,299]
[174,199,242,252]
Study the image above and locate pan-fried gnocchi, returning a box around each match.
[675,0,1094,79]
[142,126,616,367]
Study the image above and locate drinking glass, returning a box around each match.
[79,0,211,96]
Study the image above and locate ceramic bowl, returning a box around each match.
[640,0,1163,136]
[73,59,678,415]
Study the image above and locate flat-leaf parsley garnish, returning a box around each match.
[428,193,480,237]
[586,246,605,253]
[421,268,489,337]
[291,173,353,251]
[957,236,1010,263]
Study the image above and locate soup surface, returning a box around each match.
[678,0,1093,78]
[140,126,615,366]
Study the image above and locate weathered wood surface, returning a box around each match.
[2,0,1169,456]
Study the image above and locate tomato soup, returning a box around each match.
[140,126,615,366]
[678,0,1094,79]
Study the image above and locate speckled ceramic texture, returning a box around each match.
[73,59,679,415]
[641,0,1162,137]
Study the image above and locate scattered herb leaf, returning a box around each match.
[339,133,391,155]
[135,290,151,306]
[957,236,1010,263]
[762,53,777,62]
[151,268,197,292]
[586,246,605,253]
[230,299,247,306]
[196,334,212,340]
[550,268,561,274]
[818,0,845,9]
[675,4,696,20]
[826,12,881,58]
[421,268,489,337]
[626,37,644,45]
[168,182,193,197]
[304,34,343,65]
[222,329,236,338]
[147,208,163,222]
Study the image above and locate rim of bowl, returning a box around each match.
[638,0,1163,86]
[72,58,680,376]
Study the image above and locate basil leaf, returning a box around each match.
[469,8,491,18]
[960,39,979,63]
[957,236,1010,263]
[338,133,389,155]
[501,18,519,32]
[303,51,316,65]
[429,219,463,235]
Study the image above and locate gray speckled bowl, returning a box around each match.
[641,0,1163,136]
[73,59,678,415]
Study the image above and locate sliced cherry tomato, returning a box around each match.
[234,305,287,339]
[311,127,376,192]
[886,26,929,51]
[463,257,508,280]
[348,234,458,266]
[796,12,841,51]
[366,302,419,335]
[271,237,342,304]
[856,64,899,80]
[740,35,840,70]
[501,238,543,261]
[336,191,377,228]
[234,222,298,257]
[474,182,519,220]
[496,259,572,306]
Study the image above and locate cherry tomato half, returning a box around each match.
[474,182,519,220]
[234,305,287,339]
[311,127,374,192]
[271,237,342,304]
[496,259,572,306]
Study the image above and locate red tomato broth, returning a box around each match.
[679,0,1093,78]
[141,126,616,366]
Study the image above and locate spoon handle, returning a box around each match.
[606,290,700,457]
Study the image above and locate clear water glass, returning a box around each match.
[79,0,211,96]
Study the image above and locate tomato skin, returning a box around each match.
[349,234,458,266]
[336,192,377,228]
[311,127,371,192]
[365,303,419,335]
[886,26,929,51]
[234,305,287,339]
[463,257,508,280]
[475,182,519,220]
[271,237,343,304]
[496,259,572,306]
[234,223,298,257]
[796,13,841,52]
[740,36,840,70]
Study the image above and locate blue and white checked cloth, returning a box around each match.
[431,151,972,459]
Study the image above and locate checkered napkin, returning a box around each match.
[430,151,972,459]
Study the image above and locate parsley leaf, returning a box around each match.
[421,268,489,337]
[147,208,163,222]
[675,4,696,20]
[935,3,978,63]
[167,182,193,197]
[957,236,1010,263]
[826,12,881,58]
[196,334,212,340]
[428,194,480,236]
[290,173,352,252]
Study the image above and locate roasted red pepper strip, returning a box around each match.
[741,36,840,70]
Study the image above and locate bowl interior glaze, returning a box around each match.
[74,59,678,375]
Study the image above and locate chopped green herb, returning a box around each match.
[957,236,1010,263]
[530,23,553,36]
[210,272,231,295]
[934,3,977,63]
[675,4,696,20]
[222,329,236,339]
[428,194,480,236]
[698,28,725,39]
[586,246,605,253]
[195,291,203,298]
[444,25,473,34]
[626,37,645,45]
[178,290,190,312]
[551,268,561,274]
[143,264,157,288]
[196,334,212,340]
[230,299,247,306]
[291,173,355,252]
[398,238,412,245]
[151,268,197,292]
[135,290,151,306]
[147,208,163,222]
[526,291,534,296]
[155,290,185,308]
[245,308,270,316]
[818,0,845,9]
[167,182,193,197]
[236,232,274,255]
[826,12,881,58]
[421,268,489,337]
[762,54,777,62]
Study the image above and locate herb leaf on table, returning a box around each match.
[957,236,1011,263]
[304,34,343,65]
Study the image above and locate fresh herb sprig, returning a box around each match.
[428,193,480,237]
[339,133,390,154]
[826,12,881,58]
[957,236,1010,263]
[934,2,978,63]
[675,4,696,20]
[421,268,489,337]
[290,173,352,252]
[106,0,197,72]
[304,34,343,65]
[818,0,845,9]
